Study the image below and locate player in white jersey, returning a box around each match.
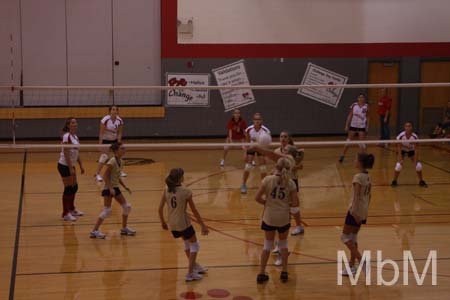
[158,168,209,282]
[391,122,427,187]
[255,157,299,283]
[340,153,374,276]
[339,94,369,163]
[241,113,271,194]
[57,118,85,221]
[90,142,135,239]
[95,106,124,182]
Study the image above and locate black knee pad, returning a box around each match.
[64,186,73,196]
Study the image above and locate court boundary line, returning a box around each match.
[8,151,27,300]
[15,257,450,277]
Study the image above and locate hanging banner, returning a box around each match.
[212,60,255,112]
[166,73,210,107]
[298,63,348,108]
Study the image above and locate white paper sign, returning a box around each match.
[298,63,348,108]
[166,73,210,107]
[212,60,255,112]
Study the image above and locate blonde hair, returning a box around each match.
[275,157,291,187]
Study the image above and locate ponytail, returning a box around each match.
[358,153,375,169]
[61,117,75,134]
[165,168,184,193]
[275,157,291,187]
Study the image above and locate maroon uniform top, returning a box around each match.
[377,96,392,116]
[227,118,247,140]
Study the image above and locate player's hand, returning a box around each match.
[124,187,132,194]
[109,188,115,196]
[353,214,362,224]
[69,167,75,176]
[80,166,85,175]
[161,222,168,230]
[201,225,209,236]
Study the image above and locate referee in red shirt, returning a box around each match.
[377,88,392,147]
[220,109,247,166]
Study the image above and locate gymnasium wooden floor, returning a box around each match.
[1,139,450,300]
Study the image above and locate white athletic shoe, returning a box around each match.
[63,213,77,222]
[341,266,356,276]
[90,230,106,239]
[219,159,225,167]
[120,227,136,236]
[240,184,247,194]
[120,172,127,177]
[194,263,208,274]
[185,272,203,282]
[70,209,84,217]
[291,225,305,236]
[95,174,103,182]
[272,244,280,254]
[274,254,282,266]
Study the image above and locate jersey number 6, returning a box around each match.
[170,196,177,208]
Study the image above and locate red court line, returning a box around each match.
[412,193,438,207]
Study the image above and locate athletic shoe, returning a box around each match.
[291,225,305,235]
[419,180,428,187]
[339,156,344,163]
[63,213,77,222]
[341,266,356,276]
[272,244,280,254]
[70,209,84,217]
[120,227,136,236]
[391,180,398,187]
[120,172,127,177]
[274,254,282,266]
[90,230,106,239]
[241,184,247,194]
[257,273,269,284]
[194,263,208,274]
[95,174,103,182]
[185,272,203,282]
[220,159,225,167]
[280,271,288,282]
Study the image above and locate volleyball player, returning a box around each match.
[241,113,271,194]
[255,157,299,283]
[340,153,374,276]
[57,117,85,221]
[158,168,209,282]
[339,94,369,163]
[90,142,135,239]
[391,122,427,187]
[220,109,247,167]
[95,106,124,182]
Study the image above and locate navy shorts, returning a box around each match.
[101,187,122,197]
[171,225,195,240]
[261,221,291,233]
[247,149,262,156]
[349,126,366,132]
[401,150,415,158]
[57,163,72,178]
[345,211,366,228]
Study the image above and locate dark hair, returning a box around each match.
[166,168,184,193]
[358,153,375,169]
[110,142,123,152]
[109,105,118,112]
[62,117,75,133]
[358,93,366,98]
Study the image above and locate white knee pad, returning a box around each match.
[99,153,109,164]
[341,233,353,244]
[183,240,190,251]
[416,162,423,172]
[259,165,267,173]
[245,163,253,171]
[263,239,274,251]
[99,206,112,219]
[190,241,200,253]
[278,239,288,249]
[351,233,358,244]
[395,162,402,172]
[290,207,300,214]
[122,202,132,216]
